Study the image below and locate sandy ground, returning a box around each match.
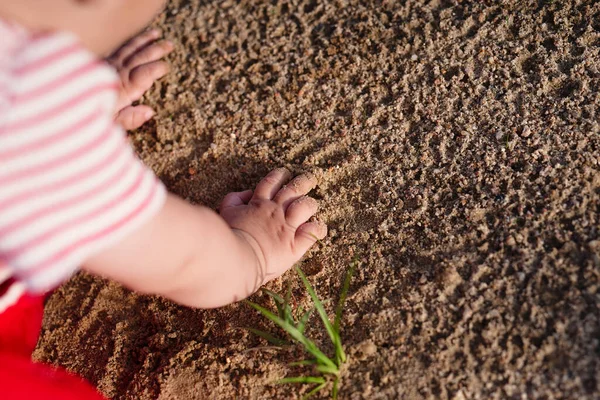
[35,0,600,399]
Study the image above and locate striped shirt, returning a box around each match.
[0,21,166,311]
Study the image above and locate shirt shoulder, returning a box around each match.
[0,20,166,295]
[1,28,119,133]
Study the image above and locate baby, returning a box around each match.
[0,0,326,397]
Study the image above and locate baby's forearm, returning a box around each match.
[85,168,326,308]
[84,194,262,308]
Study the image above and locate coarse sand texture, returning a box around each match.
[36,1,599,399]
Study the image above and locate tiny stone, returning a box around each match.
[356,340,377,359]
[506,236,516,246]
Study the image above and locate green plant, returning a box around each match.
[246,260,356,399]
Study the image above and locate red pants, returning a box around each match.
[0,293,105,399]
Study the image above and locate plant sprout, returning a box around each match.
[246,259,357,399]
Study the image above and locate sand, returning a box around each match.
[34,0,600,399]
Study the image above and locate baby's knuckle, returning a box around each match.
[249,198,264,207]
[276,226,289,242]
[285,185,300,195]
[142,67,154,80]
[262,175,278,185]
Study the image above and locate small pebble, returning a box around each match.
[355,340,377,360]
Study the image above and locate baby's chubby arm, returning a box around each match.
[83,169,326,308]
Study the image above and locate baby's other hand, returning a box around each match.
[220,168,327,286]
[107,29,174,130]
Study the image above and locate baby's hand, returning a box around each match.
[107,29,174,130]
[220,168,327,285]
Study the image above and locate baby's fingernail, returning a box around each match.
[144,110,155,119]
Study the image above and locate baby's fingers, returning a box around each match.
[220,190,253,210]
[252,168,291,200]
[294,221,327,256]
[128,61,170,99]
[109,29,162,66]
[274,173,317,210]
[286,196,318,227]
[115,105,155,130]
[124,40,174,69]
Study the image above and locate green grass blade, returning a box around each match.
[276,376,326,385]
[245,328,289,346]
[316,364,340,376]
[295,267,342,363]
[247,302,337,370]
[296,305,305,328]
[283,303,294,324]
[284,282,292,306]
[262,289,285,318]
[334,258,357,333]
[289,360,317,367]
[297,307,314,334]
[333,258,357,364]
[332,378,339,399]
[283,284,295,325]
[263,288,284,304]
[296,305,304,319]
[302,382,328,400]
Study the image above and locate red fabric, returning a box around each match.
[0,294,105,399]
[0,353,106,399]
[0,293,44,355]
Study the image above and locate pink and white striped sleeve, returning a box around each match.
[0,29,166,294]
